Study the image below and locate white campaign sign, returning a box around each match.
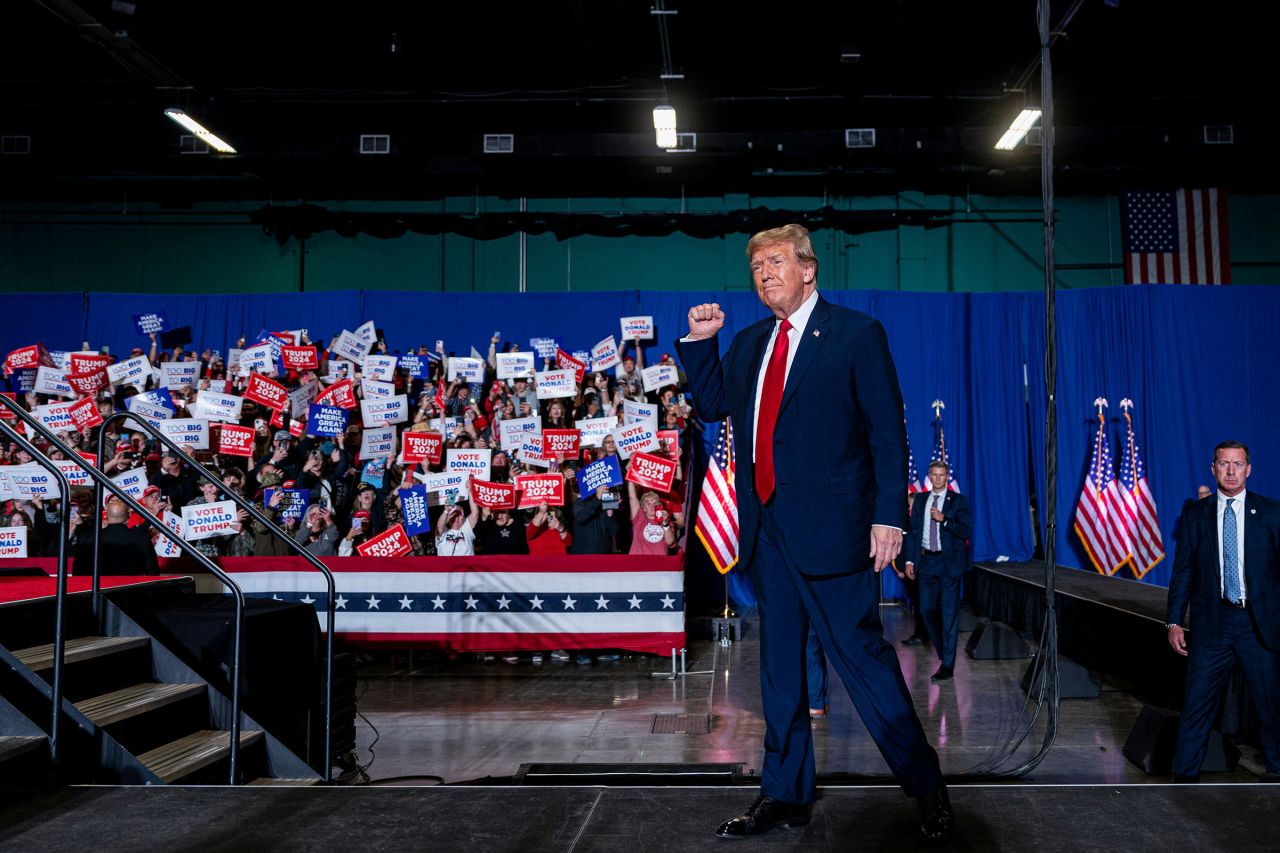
[361,394,408,426]
[52,458,91,487]
[534,369,575,399]
[182,500,239,541]
[107,355,152,389]
[125,395,173,421]
[162,362,199,390]
[577,415,618,448]
[591,336,620,372]
[0,463,60,499]
[418,469,470,495]
[518,435,552,469]
[623,399,659,430]
[361,379,395,399]
[428,416,463,438]
[448,357,485,382]
[110,467,148,501]
[355,320,377,343]
[193,390,243,423]
[289,380,318,419]
[238,343,276,376]
[35,366,74,398]
[620,315,654,340]
[496,352,535,379]
[609,421,658,460]
[0,527,28,559]
[363,355,397,382]
[32,402,76,434]
[498,416,540,451]
[641,364,679,393]
[330,330,371,363]
[446,448,491,483]
[158,418,210,450]
[360,426,396,459]
[155,511,185,558]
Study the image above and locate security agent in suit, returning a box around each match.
[678,224,953,843]
[1166,440,1280,781]
[903,461,972,681]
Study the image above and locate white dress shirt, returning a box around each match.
[751,289,819,462]
[1217,488,1247,601]
[920,490,946,552]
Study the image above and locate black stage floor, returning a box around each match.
[2,783,1277,852]
[972,560,1167,623]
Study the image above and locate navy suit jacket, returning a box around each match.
[676,296,908,576]
[902,489,972,577]
[1167,491,1280,650]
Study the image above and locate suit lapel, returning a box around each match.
[778,297,831,415]
[1208,496,1221,576]
[1244,492,1260,587]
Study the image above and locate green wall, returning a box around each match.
[3,193,1278,294]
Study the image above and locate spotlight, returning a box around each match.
[994,109,1041,150]
[164,109,236,154]
[653,105,677,149]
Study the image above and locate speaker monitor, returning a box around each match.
[1122,704,1239,774]
[1020,652,1102,699]
[964,621,1030,660]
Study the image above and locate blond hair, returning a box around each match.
[746,223,818,278]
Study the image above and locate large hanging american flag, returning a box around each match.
[1116,401,1164,579]
[930,410,960,492]
[1122,188,1230,285]
[695,419,739,574]
[1073,406,1132,575]
[906,420,926,494]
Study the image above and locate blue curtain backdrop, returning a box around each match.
[6,285,1279,589]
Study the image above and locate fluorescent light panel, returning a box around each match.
[653,105,677,149]
[164,109,237,154]
[994,108,1042,150]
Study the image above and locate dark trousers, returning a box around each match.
[751,504,942,803]
[806,626,828,710]
[902,572,929,639]
[1174,603,1280,777]
[917,554,962,669]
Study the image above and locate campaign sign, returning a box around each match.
[400,354,431,379]
[360,458,386,488]
[315,378,357,410]
[534,369,575,400]
[218,424,256,457]
[355,320,377,343]
[622,399,659,430]
[591,336,621,372]
[361,394,408,427]
[0,464,58,499]
[282,345,319,371]
[398,485,431,535]
[469,479,516,510]
[182,500,239,541]
[66,367,109,396]
[67,397,103,432]
[573,351,593,372]
[226,348,243,374]
[270,330,297,346]
[624,451,677,493]
[264,488,311,522]
[289,418,305,438]
[363,354,398,382]
[0,527,28,559]
[238,342,276,376]
[330,330,371,363]
[356,524,413,558]
[360,426,396,459]
[419,469,470,496]
[69,351,110,374]
[515,474,565,508]
[159,418,210,450]
[289,381,317,419]
[529,337,558,360]
[576,455,624,494]
[162,361,199,390]
[576,415,617,448]
[657,429,682,458]
[308,404,348,437]
[125,391,174,422]
[542,428,580,457]
[361,378,395,399]
[610,421,658,459]
[245,373,289,411]
[193,390,243,423]
[133,312,169,335]
[202,379,230,394]
[642,364,679,393]
[498,415,540,451]
[110,467,148,501]
[447,448,491,483]
[35,366,73,398]
[496,351,535,379]
[322,360,356,384]
[12,369,36,393]
[402,431,444,466]
[555,349,586,383]
[32,403,75,434]
[52,458,91,487]
[620,315,654,340]
[155,511,185,558]
[448,357,485,382]
[4,345,42,373]
[518,434,552,470]
[0,391,14,419]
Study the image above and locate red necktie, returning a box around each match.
[754,319,792,503]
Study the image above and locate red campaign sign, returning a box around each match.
[69,352,110,374]
[515,473,565,509]
[272,331,297,345]
[555,348,586,383]
[657,429,681,459]
[245,373,288,411]
[403,431,444,466]
[289,418,305,437]
[4,345,42,373]
[281,345,319,370]
[315,378,357,410]
[624,451,677,493]
[0,391,16,419]
[357,523,413,558]
[470,479,517,510]
[542,428,581,458]
[67,397,103,432]
[65,367,110,396]
[218,424,256,457]
[77,450,98,468]
[270,408,284,428]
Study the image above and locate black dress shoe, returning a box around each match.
[930,666,954,681]
[917,785,955,843]
[715,795,811,838]
[901,635,926,646]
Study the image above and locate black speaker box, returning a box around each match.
[1020,652,1102,699]
[1122,704,1240,774]
[964,621,1030,659]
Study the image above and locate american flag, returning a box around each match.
[1073,413,1132,575]
[1122,189,1230,284]
[906,426,926,494]
[695,419,739,574]
[930,416,960,492]
[1116,405,1164,578]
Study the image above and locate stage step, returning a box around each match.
[74,683,206,728]
[0,736,45,763]
[247,777,321,786]
[137,729,264,783]
[12,635,149,672]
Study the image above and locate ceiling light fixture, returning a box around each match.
[164,108,237,154]
[653,105,677,149]
[994,108,1042,150]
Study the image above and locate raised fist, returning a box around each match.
[686,303,725,340]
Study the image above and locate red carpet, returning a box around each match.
[0,576,182,606]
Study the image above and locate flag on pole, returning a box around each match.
[695,419,739,575]
[1073,401,1132,575]
[906,420,926,494]
[1121,188,1230,285]
[1117,400,1165,578]
[930,401,960,492]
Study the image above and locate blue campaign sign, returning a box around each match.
[360,458,385,489]
[129,388,177,412]
[399,485,431,535]
[133,312,170,335]
[530,337,558,359]
[400,354,431,378]
[265,488,311,521]
[307,404,348,436]
[13,369,37,393]
[576,454,624,495]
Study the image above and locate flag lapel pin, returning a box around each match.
[812,330,820,338]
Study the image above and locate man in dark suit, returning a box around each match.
[903,461,972,681]
[678,224,952,842]
[1167,440,1280,781]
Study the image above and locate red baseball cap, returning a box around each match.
[143,485,161,498]
[282,480,296,489]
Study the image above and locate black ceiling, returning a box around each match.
[0,0,1270,202]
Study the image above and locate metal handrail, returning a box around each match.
[95,410,337,782]
[0,419,72,772]
[0,397,246,784]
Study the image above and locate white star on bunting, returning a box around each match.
[398,596,414,610]
[464,595,479,610]
[562,595,577,610]
[335,595,348,610]
[660,595,675,609]
[366,595,381,610]
[431,595,447,610]
[628,595,643,610]
[529,595,544,610]
[497,595,512,610]
[594,595,610,610]
[300,594,316,605]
